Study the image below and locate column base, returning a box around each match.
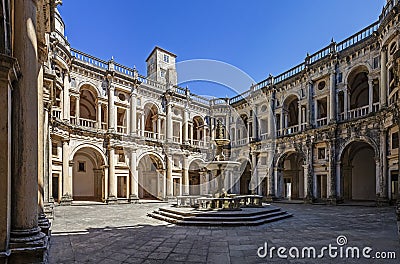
[304,196,315,204]
[38,213,51,236]
[326,196,338,205]
[9,227,49,264]
[129,194,139,204]
[166,196,176,203]
[264,195,278,202]
[396,201,400,221]
[60,194,73,206]
[106,196,118,204]
[376,196,390,206]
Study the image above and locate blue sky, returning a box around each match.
[60,1,386,98]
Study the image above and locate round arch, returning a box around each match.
[137,152,165,199]
[339,139,377,201]
[77,81,101,98]
[70,143,107,164]
[137,151,165,170]
[71,145,106,201]
[275,150,306,200]
[338,137,379,162]
[343,64,371,84]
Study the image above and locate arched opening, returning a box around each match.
[278,152,304,199]
[348,70,369,110]
[80,87,97,119]
[283,95,299,127]
[192,116,204,146]
[341,141,376,201]
[189,160,202,195]
[138,154,164,200]
[239,160,251,195]
[72,147,105,202]
[143,103,159,137]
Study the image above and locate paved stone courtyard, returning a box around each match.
[49,203,399,264]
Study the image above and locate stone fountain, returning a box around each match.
[204,120,240,197]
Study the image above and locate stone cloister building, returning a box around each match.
[1,0,400,262]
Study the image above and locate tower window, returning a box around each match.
[163,54,169,63]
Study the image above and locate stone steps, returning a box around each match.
[148,206,292,226]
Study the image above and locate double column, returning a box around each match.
[183,155,189,195]
[329,70,336,122]
[129,149,139,202]
[129,90,137,136]
[60,139,72,205]
[107,146,117,203]
[166,100,173,142]
[9,0,47,257]
[108,81,116,132]
[62,73,70,122]
[380,46,388,108]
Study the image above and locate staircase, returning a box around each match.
[148,206,292,226]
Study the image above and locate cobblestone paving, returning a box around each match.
[49,203,399,264]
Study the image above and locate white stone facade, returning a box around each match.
[42,1,400,207]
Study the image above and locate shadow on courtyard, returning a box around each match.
[48,204,400,264]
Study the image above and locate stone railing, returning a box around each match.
[316,117,328,128]
[173,136,181,144]
[283,125,299,136]
[117,125,127,134]
[70,48,108,70]
[52,109,62,119]
[336,22,379,52]
[79,118,96,128]
[260,133,268,141]
[273,63,305,85]
[348,105,369,119]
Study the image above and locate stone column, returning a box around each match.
[62,73,70,121]
[279,113,283,135]
[183,110,188,143]
[130,91,137,136]
[75,96,80,124]
[268,98,274,137]
[189,124,193,144]
[141,113,145,137]
[166,102,173,142]
[96,102,102,129]
[327,139,337,204]
[60,140,72,205]
[307,81,314,127]
[303,164,309,199]
[129,149,139,203]
[108,84,115,131]
[336,162,342,200]
[344,89,348,119]
[42,105,50,204]
[379,129,388,204]
[107,147,117,203]
[296,103,301,130]
[0,55,16,256]
[368,79,373,113]
[251,153,258,194]
[203,127,207,146]
[166,155,173,197]
[329,71,336,122]
[304,139,314,203]
[183,155,189,195]
[252,106,257,139]
[380,46,387,108]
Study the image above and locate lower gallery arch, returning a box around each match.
[72,146,105,201]
[340,141,376,201]
[138,154,164,199]
[188,160,202,195]
[239,159,252,195]
[278,152,305,199]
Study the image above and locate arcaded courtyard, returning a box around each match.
[49,203,399,264]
